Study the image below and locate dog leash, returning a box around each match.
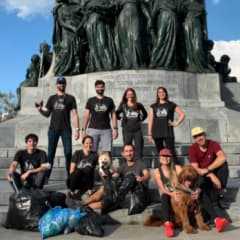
[175,184,194,195]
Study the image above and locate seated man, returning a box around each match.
[189,127,230,232]
[119,144,150,181]
[117,144,150,204]
[6,133,50,192]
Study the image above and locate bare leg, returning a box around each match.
[88,201,103,210]
[84,186,104,205]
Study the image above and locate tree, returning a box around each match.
[0,91,17,121]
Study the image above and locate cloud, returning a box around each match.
[212,0,221,5]
[213,40,240,81]
[0,0,54,18]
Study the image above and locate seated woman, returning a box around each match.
[67,135,98,198]
[153,148,182,237]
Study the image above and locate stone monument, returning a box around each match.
[1,0,240,177]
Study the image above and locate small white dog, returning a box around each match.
[98,152,113,178]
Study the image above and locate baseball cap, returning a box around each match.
[191,127,205,137]
[56,76,66,84]
[159,148,172,157]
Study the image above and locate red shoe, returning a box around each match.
[215,217,230,232]
[164,221,174,237]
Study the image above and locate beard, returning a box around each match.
[57,85,66,92]
[96,89,104,95]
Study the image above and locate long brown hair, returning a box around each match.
[159,158,178,188]
[120,88,137,108]
[155,86,169,104]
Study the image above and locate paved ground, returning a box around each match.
[1,222,240,240]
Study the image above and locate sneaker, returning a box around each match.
[215,217,230,232]
[164,221,174,237]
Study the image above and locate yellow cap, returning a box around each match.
[191,127,205,137]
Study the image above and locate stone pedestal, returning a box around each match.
[20,70,224,117]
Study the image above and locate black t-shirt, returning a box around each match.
[86,96,115,129]
[71,150,98,170]
[116,102,148,132]
[118,160,147,178]
[150,101,177,138]
[13,149,48,174]
[46,94,77,131]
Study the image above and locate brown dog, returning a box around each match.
[144,165,210,233]
[171,165,210,233]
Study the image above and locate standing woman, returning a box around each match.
[116,88,147,160]
[148,86,185,162]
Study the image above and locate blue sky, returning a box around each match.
[0,0,239,93]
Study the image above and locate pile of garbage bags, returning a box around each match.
[3,173,150,238]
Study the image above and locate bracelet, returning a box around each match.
[81,128,86,132]
[75,128,80,131]
[113,127,118,130]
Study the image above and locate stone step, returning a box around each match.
[1,164,240,183]
[1,142,240,157]
[1,153,240,170]
[0,168,239,206]
[1,143,240,167]
[0,176,239,223]
[1,184,240,227]
[0,180,66,206]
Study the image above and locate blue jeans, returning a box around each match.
[47,129,72,178]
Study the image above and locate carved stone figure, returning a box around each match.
[82,0,117,72]
[216,55,237,83]
[114,0,152,69]
[184,0,212,72]
[39,42,53,77]
[150,0,212,73]
[16,55,40,110]
[53,0,87,75]
[150,0,178,69]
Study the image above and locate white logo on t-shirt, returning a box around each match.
[77,159,92,169]
[94,103,107,112]
[156,108,168,118]
[126,109,138,119]
[54,98,65,110]
[25,160,34,170]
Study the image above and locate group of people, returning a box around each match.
[7,76,230,236]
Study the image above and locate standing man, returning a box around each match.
[36,76,80,178]
[189,127,230,232]
[6,133,49,191]
[82,80,118,152]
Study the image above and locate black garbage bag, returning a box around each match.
[75,207,104,237]
[48,191,67,208]
[128,182,149,215]
[101,176,120,214]
[4,188,50,230]
[118,173,137,199]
